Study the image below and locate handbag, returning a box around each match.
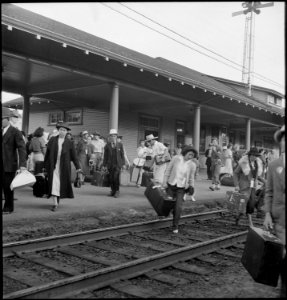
[10,170,36,190]
[74,173,81,188]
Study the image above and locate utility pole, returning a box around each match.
[232,2,274,96]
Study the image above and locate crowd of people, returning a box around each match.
[2,105,285,297]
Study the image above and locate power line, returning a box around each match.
[100,2,284,90]
[118,2,283,89]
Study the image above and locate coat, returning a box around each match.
[44,136,80,199]
[2,125,26,172]
[163,155,196,190]
[102,142,125,169]
[264,156,285,244]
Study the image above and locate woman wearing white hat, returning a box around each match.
[145,134,170,185]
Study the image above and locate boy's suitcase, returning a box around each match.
[34,161,45,175]
[130,166,141,183]
[120,169,130,186]
[144,183,176,217]
[220,173,235,186]
[225,191,248,215]
[241,226,284,287]
[33,175,48,197]
[141,171,153,187]
[91,171,110,187]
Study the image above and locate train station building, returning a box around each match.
[2,4,285,167]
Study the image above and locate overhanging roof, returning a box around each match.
[1,3,284,126]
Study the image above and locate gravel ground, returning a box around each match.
[3,201,280,298]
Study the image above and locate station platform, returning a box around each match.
[2,169,233,223]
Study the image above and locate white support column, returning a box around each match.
[245,118,251,151]
[193,105,201,152]
[109,83,119,131]
[22,94,30,135]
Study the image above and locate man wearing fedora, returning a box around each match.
[2,106,27,214]
[263,125,285,298]
[102,129,125,198]
[44,121,81,211]
[233,146,265,226]
[145,134,170,185]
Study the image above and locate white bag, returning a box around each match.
[133,157,145,167]
[10,170,36,190]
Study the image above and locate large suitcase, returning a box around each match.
[33,175,48,197]
[141,171,153,187]
[241,226,284,287]
[91,171,110,187]
[144,183,176,217]
[220,173,235,186]
[225,191,248,215]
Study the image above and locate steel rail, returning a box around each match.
[3,229,247,299]
[3,210,226,257]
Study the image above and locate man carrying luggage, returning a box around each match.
[2,107,27,214]
[102,129,125,198]
[263,125,285,298]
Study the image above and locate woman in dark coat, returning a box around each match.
[44,122,81,211]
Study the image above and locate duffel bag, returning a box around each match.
[220,173,235,186]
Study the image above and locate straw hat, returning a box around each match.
[145,134,158,142]
[109,129,118,135]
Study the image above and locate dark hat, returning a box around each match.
[181,146,198,157]
[274,125,285,143]
[2,107,12,118]
[93,131,101,136]
[56,121,71,131]
[247,147,261,157]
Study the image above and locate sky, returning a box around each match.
[2,2,285,103]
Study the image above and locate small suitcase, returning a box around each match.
[144,183,176,217]
[220,173,235,186]
[120,169,130,186]
[225,191,248,215]
[130,166,141,183]
[34,161,45,176]
[91,171,110,187]
[33,175,48,197]
[241,226,284,287]
[141,171,153,187]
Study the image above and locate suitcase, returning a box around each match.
[220,173,235,186]
[144,183,176,217]
[225,191,248,215]
[130,166,141,183]
[33,175,48,197]
[91,171,110,187]
[141,171,153,187]
[34,161,45,175]
[241,226,284,287]
[120,169,130,186]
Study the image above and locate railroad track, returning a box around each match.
[3,210,264,299]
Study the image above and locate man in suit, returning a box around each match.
[2,107,27,214]
[263,125,285,298]
[102,129,125,198]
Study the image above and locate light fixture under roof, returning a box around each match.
[62,43,67,48]
[105,57,109,61]
[168,77,172,81]
[181,82,185,85]
[7,25,13,31]
[85,50,89,55]
[36,34,41,40]
[140,68,143,72]
[155,73,159,77]
[123,63,127,67]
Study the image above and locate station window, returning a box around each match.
[48,111,64,125]
[66,110,82,125]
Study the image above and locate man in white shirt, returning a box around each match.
[145,134,170,185]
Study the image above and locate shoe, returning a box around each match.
[14,198,18,201]
[172,229,179,234]
[209,186,215,191]
[108,191,115,197]
[51,205,58,212]
[114,191,120,198]
[57,197,60,204]
[2,210,12,214]
[215,186,220,190]
[191,196,196,202]
[136,184,141,188]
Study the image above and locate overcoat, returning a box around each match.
[44,136,80,199]
[264,156,285,245]
[103,142,125,169]
[2,125,26,172]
